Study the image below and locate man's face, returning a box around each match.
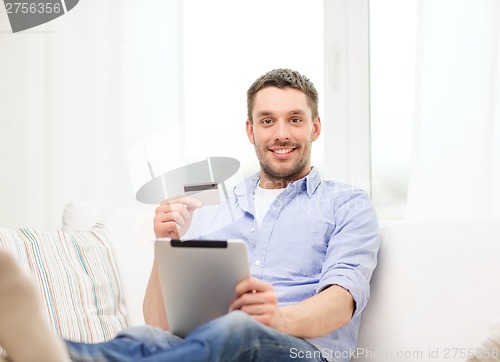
[246,86,321,188]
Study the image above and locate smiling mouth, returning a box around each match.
[272,148,295,155]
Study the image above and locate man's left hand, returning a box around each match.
[228,277,284,331]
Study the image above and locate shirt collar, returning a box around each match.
[231,172,259,213]
[303,166,322,198]
[233,167,322,211]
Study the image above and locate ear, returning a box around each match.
[311,116,321,141]
[246,119,255,144]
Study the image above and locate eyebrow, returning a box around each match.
[255,109,307,118]
[289,110,307,116]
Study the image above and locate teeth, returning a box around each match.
[274,148,293,154]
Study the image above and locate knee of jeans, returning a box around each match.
[116,325,183,351]
[219,311,264,333]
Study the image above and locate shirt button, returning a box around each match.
[255,260,261,266]
[250,227,256,233]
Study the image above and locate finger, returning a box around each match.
[155,208,187,225]
[156,202,193,217]
[155,204,193,230]
[155,198,201,239]
[156,222,181,238]
[234,277,273,298]
[160,196,202,209]
[154,208,188,239]
[240,303,273,316]
[229,290,276,311]
[154,212,185,237]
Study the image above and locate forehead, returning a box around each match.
[252,87,311,117]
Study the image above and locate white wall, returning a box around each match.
[0,29,48,228]
[0,0,180,229]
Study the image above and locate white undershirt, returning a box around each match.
[254,182,284,227]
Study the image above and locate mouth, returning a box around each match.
[273,148,294,154]
[270,147,296,158]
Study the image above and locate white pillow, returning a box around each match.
[61,201,155,326]
[467,321,500,361]
[0,224,128,343]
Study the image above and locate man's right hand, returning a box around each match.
[154,196,202,239]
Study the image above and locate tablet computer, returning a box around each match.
[154,238,250,337]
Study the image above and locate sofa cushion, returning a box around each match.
[61,201,155,326]
[0,223,128,343]
[357,219,500,361]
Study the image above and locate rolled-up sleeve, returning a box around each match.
[315,189,380,318]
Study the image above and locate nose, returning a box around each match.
[274,120,291,141]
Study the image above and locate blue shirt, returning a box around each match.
[183,167,379,361]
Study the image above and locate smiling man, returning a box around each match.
[142,69,380,362]
[0,69,379,362]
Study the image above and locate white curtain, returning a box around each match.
[0,0,180,229]
[407,0,500,220]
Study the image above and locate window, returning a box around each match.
[182,0,324,179]
[369,0,417,219]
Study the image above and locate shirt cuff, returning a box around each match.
[316,269,370,318]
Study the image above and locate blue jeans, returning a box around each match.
[65,311,327,361]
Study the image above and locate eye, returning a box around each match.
[260,119,274,125]
[290,117,302,124]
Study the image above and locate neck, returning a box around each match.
[258,166,312,189]
[258,179,287,189]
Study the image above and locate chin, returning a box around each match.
[263,165,306,181]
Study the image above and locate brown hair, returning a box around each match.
[246,68,319,121]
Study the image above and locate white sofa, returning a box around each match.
[60,202,500,361]
[357,219,500,362]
